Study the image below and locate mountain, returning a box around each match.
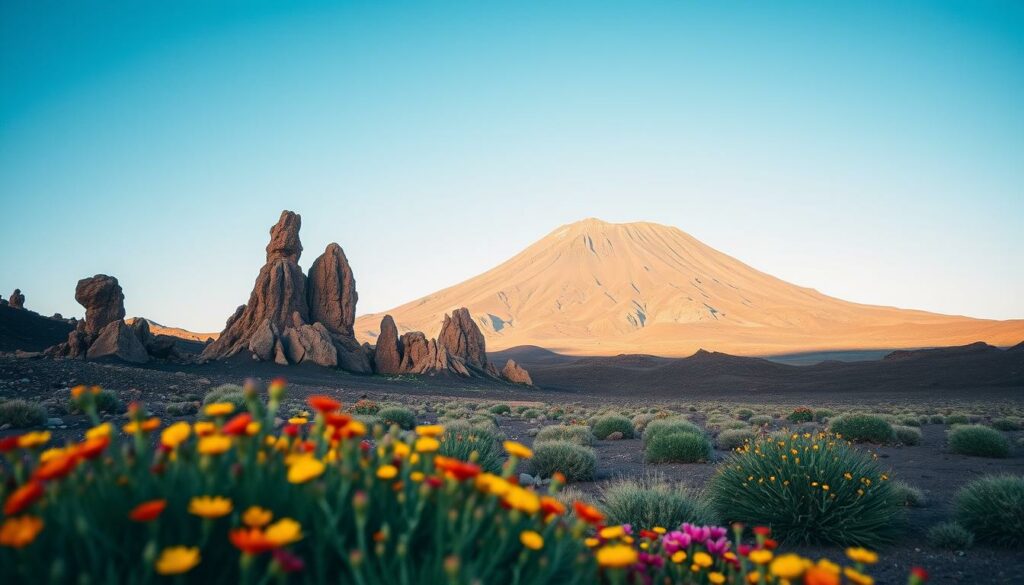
[125,318,219,343]
[354,218,1024,357]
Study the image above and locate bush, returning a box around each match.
[709,432,902,546]
[0,399,47,428]
[929,415,945,424]
[643,417,702,446]
[201,384,246,411]
[948,425,1010,458]
[954,475,1024,546]
[830,414,895,444]
[591,415,635,440]
[631,413,657,433]
[529,441,596,482]
[927,521,974,550]
[945,414,969,425]
[990,417,1022,431]
[893,425,922,446]
[439,421,505,474]
[897,417,921,427]
[890,480,927,507]
[600,476,717,529]
[488,404,511,415]
[813,409,833,422]
[535,425,593,446]
[166,401,199,417]
[378,407,417,430]
[352,399,379,415]
[521,408,542,420]
[646,432,713,464]
[735,408,754,421]
[748,415,773,426]
[68,388,125,415]
[716,428,756,451]
[787,407,813,423]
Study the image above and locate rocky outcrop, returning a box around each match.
[86,320,149,363]
[75,275,125,335]
[9,289,25,309]
[438,308,488,370]
[307,243,358,338]
[373,315,403,374]
[129,317,180,359]
[501,359,533,385]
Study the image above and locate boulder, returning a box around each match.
[86,320,149,363]
[438,308,488,370]
[334,334,372,373]
[266,209,303,263]
[398,332,440,374]
[500,359,534,386]
[373,315,403,375]
[75,275,125,335]
[8,289,25,309]
[307,243,358,338]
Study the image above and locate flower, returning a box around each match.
[843,567,875,585]
[845,547,878,565]
[272,548,305,573]
[414,437,440,453]
[129,499,167,522]
[540,496,566,518]
[376,465,399,480]
[194,421,216,436]
[0,516,44,548]
[708,572,726,584]
[434,456,481,481]
[86,423,112,439]
[161,422,191,448]
[17,431,51,449]
[520,530,544,550]
[155,546,200,575]
[222,413,253,436]
[748,549,773,565]
[503,440,533,459]
[596,544,638,568]
[415,424,445,437]
[197,435,232,455]
[769,554,808,578]
[33,453,79,481]
[4,481,43,516]
[693,551,713,568]
[573,501,605,524]
[308,395,341,413]
[230,528,278,554]
[123,417,161,434]
[204,402,235,417]
[503,486,540,514]
[805,566,841,585]
[288,417,309,425]
[265,518,303,546]
[287,457,325,484]
[189,496,233,518]
[243,506,273,528]
[600,525,626,540]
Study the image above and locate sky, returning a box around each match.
[1,0,1022,332]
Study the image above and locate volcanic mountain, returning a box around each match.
[354,218,1024,356]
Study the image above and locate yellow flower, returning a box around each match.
[155,546,200,575]
[709,572,726,584]
[671,551,687,563]
[520,530,544,550]
[845,547,878,565]
[652,526,666,534]
[288,417,308,425]
[194,421,215,436]
[265,518,303,546]
[748,549,773,565]
[414,437,440,453]
[770,554,808,578]
[161,422,192,449]
[377,465,399,480]
[188,496,233,518]
[585,537,600,548]
[40,447,70,463]
[844,567,875,585]
[197,434,232,455]
[246,422,261,435]
[392,441,410,457]
[85,423,111,440]
[0,516,44,548]
[17,431,51,449]
[415,424,445,437]
[204,402,234,417]
[123,418,161,434]
[599,525,626,539]
[503,486,540,514]
[693,551,713,568]
[503,440,533,459]
[596,544,638,568]
[287,457,325,484]
[242,506,273,528]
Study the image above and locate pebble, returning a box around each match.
[46,417,64,427]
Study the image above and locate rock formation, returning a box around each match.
[373,315,403,374]
[500,359,534,385]
[75,275,125,335]
[9,289,25,309]
[86,320,150,363]
[438,307,488,370]
[308,243,358,338]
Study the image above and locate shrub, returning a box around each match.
[643,417,702,446]
[890,480,927,507]
[812,409,833,422]
[201,384,247,411]
[0,399,47,428]
[954,475,1024,546]
[929,415,945,424]
[927,521,974,550]
[352,399,379,415]
[990,417,1022,431]
[716,429,755,451]
[631,413,657,433]
[944,414,969,425]
[735,408,754,421]
[709,432,901,546]
[748,415,773,426]
[488,404,511,415]
[439,421,505,474]
[829,414,895,444]
[893,425,922,446]
[592,415,635,440]
[535,425,593,446]
[68,388,126,415]
[377,407,417,430]
[645,432,713,463]
[166,401,199,417]
[529,441,596,482]
[787,407,813,423]
[948,425,1010,458]
[600,476,717,529]
[521,408,542,420]
[897,417,921,427]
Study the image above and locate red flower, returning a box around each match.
[78,436,110,460]
[222,413,253,436]
[0,436,19,453]
[752,526,771,537]
[434,456,481,481]
[4,481,43,515]
[910,567,929,582]
[129,499,167,522]
[283,424,300,437]
[325,413,352,428]
[763,538,778,550]
[541,496,567,518]
[307,395,341,413]
[573,501,605,525]
[230,528,278,555]
[425,476,443,488]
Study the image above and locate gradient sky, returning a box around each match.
[1,1,1022,332]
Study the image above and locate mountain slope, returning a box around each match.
[354,218,1024,356]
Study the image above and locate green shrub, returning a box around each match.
[488,404,511,415]
[0,399,47,428]
[643,417,702,446]
[201,384,247,411]
[893,425,922,446]
[945,414,969,425]
[378,407,417,430]
[166,401,199,417]
[812,409,833,422]
[929,415,945,424]
[897,417,921,427]
[891,480,927,507]
[709,433,901,546]
[716,428,756,451]
[991,417,1023,431]
[646,431,713,463]
[592,415,635,440]
[787,407,813,423]
[600,476,717,529]
[948,425,1010,458]
[68,388,126,415]
[735,408,754,421]
[927,521,974,550]
[830,414,895,444]
[748,415,773,426]
[954,475,1024,546]
[535,425,593,446]
[529,441,596,482]
[439,421,504,474]
[521,408,542,419]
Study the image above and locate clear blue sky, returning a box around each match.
[1,1,1022,331]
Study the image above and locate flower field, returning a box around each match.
[1,381,928,584]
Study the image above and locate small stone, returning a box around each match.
[518,473,535,487]
[46,417,64,427]
[527,428,539,437]
[606,431,624,440]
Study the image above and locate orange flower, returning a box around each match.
[308,395,341,413]
[541,496,566,518]
[33,454,79,481]
[229,527,278,554]
[0,515,44,548]
[804,566,841,585]
[573,501,605,525]
[129,499,167,522]
[4,481,44,516]
[325,412,352,428]
[434,456,481,481]
[77,436,110,460]
[222,413,253,436]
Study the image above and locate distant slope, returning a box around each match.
[0,305,73,352]
[125,318,218,343]
[356,218,1024,357]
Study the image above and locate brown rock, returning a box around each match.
[500,359,534,385]
[398,332,438,374]
[373,315,403,375]
[307,243,358,338]
[8,289,25,309]
[606,431,624,441]
[437,308,488,370]
[75,275,125,335]
[266,210,303,263]
[334,335,372,373]
[86,320,150,363]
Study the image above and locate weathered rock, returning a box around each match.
[147,335,179,359]
[75,275,125,335]
[279,322,339,367]
[9,289,25,309]
[307,243,358,338]
[266,209,303,263]
[248,319,278,361]
[334,334,372,373]
[501,359,534,385]
[398,332,439,374]
[130,317,154,347]
[86,320,149,363]
[438,308,488,370]
[373,315,403,374]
